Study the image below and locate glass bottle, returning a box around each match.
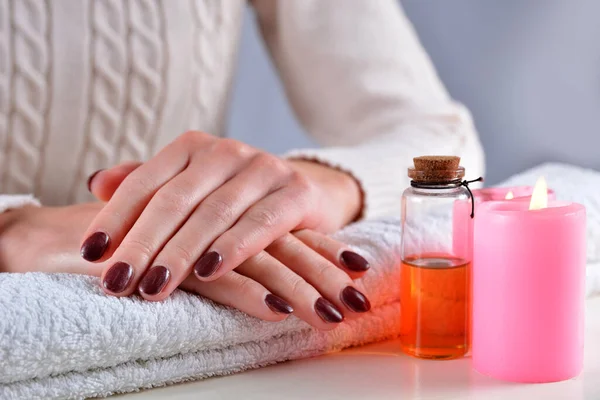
[400,156,473,360]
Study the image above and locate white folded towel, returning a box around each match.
[0,219,403,400]
[1,163,599,400]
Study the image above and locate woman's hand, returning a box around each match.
[1,203,371,329]
[81,132,363,302]
[0,203,106,276]
[178,230,371,329]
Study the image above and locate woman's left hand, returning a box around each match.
[81,132,362,299]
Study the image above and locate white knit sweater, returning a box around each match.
[0,0,484,219]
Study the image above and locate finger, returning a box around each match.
[100,156,246,297]
[293,229,370,279]
[195,173,313,281]
[177,270,292,322]
[80,135,198,263]
[236,251,344,329]
[88,162,142,202]
[144,154,289,300]
[267,234,371,316]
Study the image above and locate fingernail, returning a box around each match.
[80,232,110,262]
[87,169,104,192]
[314,297,344,323]
[139,266,170,296]
[103,262,134,293]
[193,251,223,278]
[340,251,370,272]
[265,294,294,314]
[341,286,371,313]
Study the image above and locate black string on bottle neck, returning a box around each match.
[410,177,484,218]
[461,177,484,218]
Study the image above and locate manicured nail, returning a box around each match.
[340,251,370,272]
[265,294,294,314]
[193,251,223,278]
[314,297,344,323]
[87,169,104,192]
[138,266,170,296]
[103,262,134,293]
[80,232,110,262]
[341,286,371,313]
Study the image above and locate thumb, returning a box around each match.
[87,161,142,202]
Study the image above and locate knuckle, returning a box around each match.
[254,153,288,175]
[285,274,309,299]
[295,229,328,252]
[154,187,194,218]
[203,197,236,226]
[216,138,251,158]
[220,231,253,261]
[248,251,269,266]
[125,234,156,262]
[312,262,331,283]
[290,171,313,193]
[102,207,129,227]
[178,130,209,147]
[268,234,301,256]
[246,207,281,229]
[314,260,347,285]
[289,172,315,210]
[235,276,257,299]
[169,243,196,266]
[122,173,157,196]
[270,234,295,250]
[313,236,331,254]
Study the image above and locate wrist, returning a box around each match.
[0,204,105,275]
[0,208,28,272]
[288,159,363,229]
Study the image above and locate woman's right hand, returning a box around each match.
[0,200,371,329]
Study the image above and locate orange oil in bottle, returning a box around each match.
[399,254,470,360]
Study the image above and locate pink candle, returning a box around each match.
[471,186,555,202]
[453,187,556,260]
[472,200,586,382]
[473,186,533,201]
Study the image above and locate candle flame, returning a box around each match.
[505,191,514,200]
[529,177,548,210]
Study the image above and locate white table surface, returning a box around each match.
[120,297,600,400]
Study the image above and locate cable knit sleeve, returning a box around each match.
[252,0,485,219]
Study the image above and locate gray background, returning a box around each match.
[228,0,600,184]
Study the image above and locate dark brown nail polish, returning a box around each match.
[80,232,110,262]
[341,286,371,313]
[314,297,344,323]
[139,266,170,296]
[265,294,294,314]
[193,251,223,278]
[340,251,370,272]
[103,262,134,293]
[87,169,104,192]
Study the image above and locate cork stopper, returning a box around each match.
[409,155,464,183]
